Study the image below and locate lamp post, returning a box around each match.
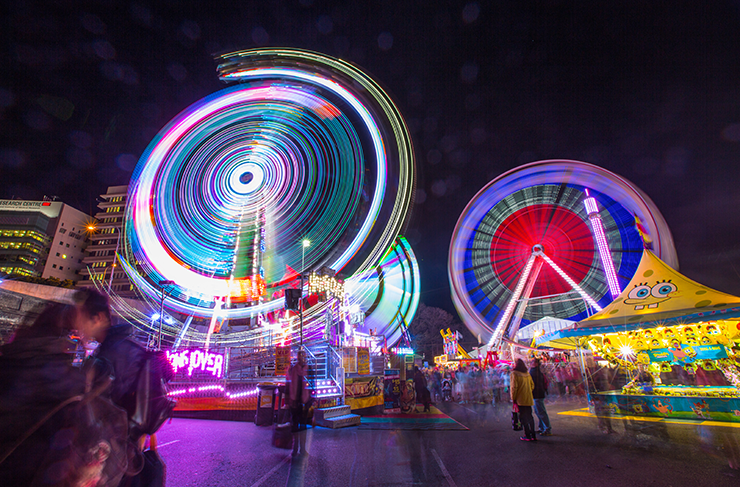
[157,279,175,350]
[300,239,310,348]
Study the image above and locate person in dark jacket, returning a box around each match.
[413,366,431,412]
[530,358,552,436]
[0,290,128,486]
[95,323,150,429]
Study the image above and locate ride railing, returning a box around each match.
[227,345,280,381]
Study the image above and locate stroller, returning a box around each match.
[442,379,452,401]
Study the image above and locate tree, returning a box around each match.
[408,303,467,360]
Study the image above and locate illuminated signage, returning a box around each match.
[393,347,414,355]
[434,355,448,365]
[166,349,224,378]
[0,200,62,218]
[227,276,266,302]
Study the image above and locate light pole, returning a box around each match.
[300,239,310,348]
[157,279,175,350]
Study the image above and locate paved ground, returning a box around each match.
[155,398,740,486]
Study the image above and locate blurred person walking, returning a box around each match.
[530,358,552,436]
[287,351,311,456]
[511,358,536,442]
[413,366,431,412]
[0,290,128,486]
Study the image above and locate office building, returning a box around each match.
[0,199,92,282]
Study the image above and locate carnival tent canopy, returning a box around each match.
[516,316,576,341]
[536,250,740,348]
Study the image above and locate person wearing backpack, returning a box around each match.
[530,358,552,436]
[0,290,128,486]
[96,319,175,486]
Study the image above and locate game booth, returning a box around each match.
[537,250,740,422]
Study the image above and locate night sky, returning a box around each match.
[3,1,740,316]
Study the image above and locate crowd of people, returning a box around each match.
[416,355,587,408]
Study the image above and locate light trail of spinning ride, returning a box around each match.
[345,235,421,347]
[448,160,677,348]
[121,49,415,328]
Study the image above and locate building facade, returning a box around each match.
[0,199,92,282]
[76,185,137,297]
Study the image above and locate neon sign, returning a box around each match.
[166,349,224,378]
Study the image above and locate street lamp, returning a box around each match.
[300,239,310,348]
[157,279,175,350]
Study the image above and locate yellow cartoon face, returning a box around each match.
[699,360,716,371]
[624,281,677,310]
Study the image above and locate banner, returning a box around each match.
[275,346,290,376]
[344,376,383,410]
[343,347,357,374]
[647,343,727,363]
[357,347,370,375]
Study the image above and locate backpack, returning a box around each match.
[129,351,176,438]
[0,362,132,487]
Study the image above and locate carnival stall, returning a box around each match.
[536,250,740,422]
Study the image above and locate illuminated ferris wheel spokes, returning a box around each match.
[489,244,604,348]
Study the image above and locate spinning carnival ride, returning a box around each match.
[448,160,677,349]
[116,48,418,347]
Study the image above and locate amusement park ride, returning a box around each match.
[86,46,740,423]
[106,48,420,356]
[448,161,740,423]
[448,159,677,355]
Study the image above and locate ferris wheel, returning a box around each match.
[118,48,415,345]
[448,160,677,347]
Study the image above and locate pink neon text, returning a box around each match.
[167,349,224,378]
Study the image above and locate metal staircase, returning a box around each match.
[304,341,360,428]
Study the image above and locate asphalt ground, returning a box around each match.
[155,397,740,487]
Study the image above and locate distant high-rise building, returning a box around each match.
[76,185,137,297]
[0,198,92,282]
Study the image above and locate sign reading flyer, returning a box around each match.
[357,347,370,375]
[275,346,290,376]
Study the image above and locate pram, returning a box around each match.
[442,379,452,401]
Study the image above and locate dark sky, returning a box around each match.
[3,1,740,316]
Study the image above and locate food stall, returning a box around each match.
[536,250,740,422]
